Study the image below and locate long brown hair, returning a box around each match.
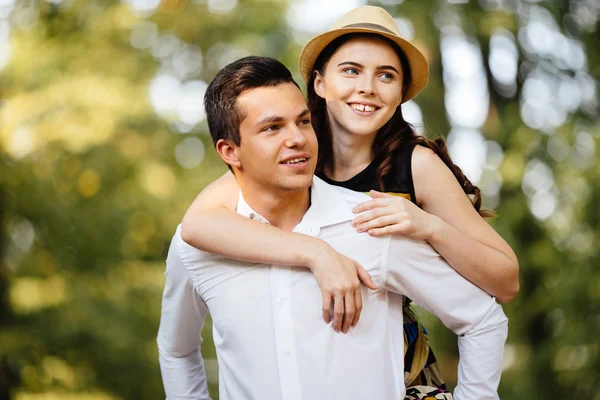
[306,33,494,217]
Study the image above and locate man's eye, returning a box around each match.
[263,125,279,132]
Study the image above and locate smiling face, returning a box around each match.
[313,36,404,140]
[217,82,318,194]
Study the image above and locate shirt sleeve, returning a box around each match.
[383,236,508,400]
[157,228,211,400]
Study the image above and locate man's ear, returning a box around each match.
[313,70,326,99]
[216,139,242,169]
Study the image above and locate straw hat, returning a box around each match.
[298,6,429,103]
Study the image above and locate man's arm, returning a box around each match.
[384,236,508,400]
[157,229,210,399]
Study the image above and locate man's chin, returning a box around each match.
[278,174,313,192]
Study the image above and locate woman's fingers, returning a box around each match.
[352,206,394,226]
[352,198,388,213]
[351,288,363,328]
[355,263,376,290]
[341,291,355,334]
[356,215,399,233]
[322,291,332,324]
[369,190,394,198]
[332,293,345,332]
[366,226,397,237]
[314,249,374,333]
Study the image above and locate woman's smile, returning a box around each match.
[348,102,380,114]
[314,37,404,138]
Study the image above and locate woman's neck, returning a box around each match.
[328,128,376,182]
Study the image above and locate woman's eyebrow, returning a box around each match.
[337,61,399,75]
[377,65,400,74]
[337,61,363,68]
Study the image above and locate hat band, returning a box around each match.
[341,22,396,35]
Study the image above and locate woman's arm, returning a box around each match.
[181,172,376,333]
[412,146,519,303]
[351,146,519,303]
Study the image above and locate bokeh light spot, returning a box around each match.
[139,162,177,199]
[77,169,101,197]
[401,100,424,135]
[447,128,487,184]
[9,276,68,314]
[208,0,238,14]
[175,137,205,169]
[128,211,156,243]
[10,219,35,251]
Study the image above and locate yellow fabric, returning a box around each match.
[404,322,431,385]
[386,192,411,200]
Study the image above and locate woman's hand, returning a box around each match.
[351,190,441,241]
[307,241,377,334]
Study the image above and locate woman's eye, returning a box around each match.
[379,73,394,80]
[343,68,359,75]
[299,118,311,126]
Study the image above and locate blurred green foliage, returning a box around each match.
[0,0,598,399]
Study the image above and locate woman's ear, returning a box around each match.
[216,139,242,170]
[313,70,326,99]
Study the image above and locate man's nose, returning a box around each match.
[285,125,307,147]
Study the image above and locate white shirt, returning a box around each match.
[158,176,508,400]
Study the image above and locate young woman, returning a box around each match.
[181,6,518,396]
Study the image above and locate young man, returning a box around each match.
[157,56,508,400]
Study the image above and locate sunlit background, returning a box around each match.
[0,0,598,399]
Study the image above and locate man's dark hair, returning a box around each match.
[204,56,299,146]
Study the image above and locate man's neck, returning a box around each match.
[237,180,311,231]
[328,126,376,182]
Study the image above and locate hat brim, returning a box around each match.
[299,27,429,103]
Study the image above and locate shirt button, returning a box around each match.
[284,349,291,356]
[278,298,284,306]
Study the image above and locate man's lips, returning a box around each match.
[279,155,310,165]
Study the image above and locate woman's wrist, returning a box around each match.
[299,235,329,271]
[426,214,446,244]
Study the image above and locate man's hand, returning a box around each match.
[307,241,377,334]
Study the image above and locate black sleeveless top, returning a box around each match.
[316,141,418,204]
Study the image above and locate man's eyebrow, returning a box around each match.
[255,109,310,126]
[255,115,283,126]
[337,61,400,75]
[297,108,310,119]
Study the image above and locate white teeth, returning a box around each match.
[283,158,307,164]
[350,103,376,112]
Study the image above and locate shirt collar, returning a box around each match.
[236,176,355,229]
[304,176,356,228]
[236,192,270,224]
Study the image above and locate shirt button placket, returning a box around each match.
[272,266,301,400]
